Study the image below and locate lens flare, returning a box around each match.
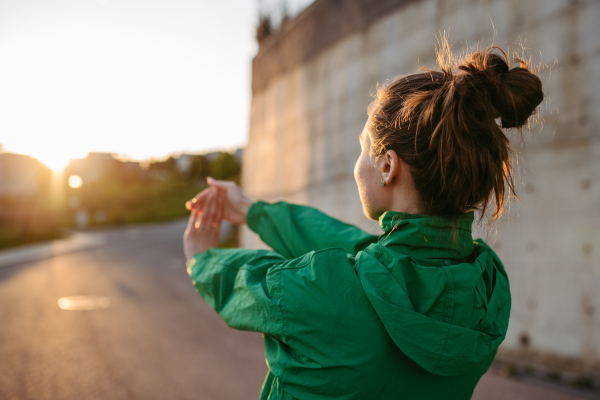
[68,175,83,189]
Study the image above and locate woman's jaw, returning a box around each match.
[354,118,422,220]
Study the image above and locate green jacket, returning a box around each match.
[187,201,511,400]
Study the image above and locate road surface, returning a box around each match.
[0,220,595,400]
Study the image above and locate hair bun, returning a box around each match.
[368,41,546,221]
[457,48,544,129]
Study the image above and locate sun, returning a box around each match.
[24,146,87,172]
[37,153,74,172]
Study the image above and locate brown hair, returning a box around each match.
[368,45,544,221]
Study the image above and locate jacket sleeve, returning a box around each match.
[246,201,379,259]
[187,247,294,340]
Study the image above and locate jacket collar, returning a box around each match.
[377,211,475,260]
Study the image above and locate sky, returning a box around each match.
[0,0,313,170]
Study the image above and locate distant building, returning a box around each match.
[176,154,194,174]
[0,153,43,197]
[234,148,244,163]
[66,152,117,183]
[204,151,221,162]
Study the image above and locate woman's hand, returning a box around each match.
[183,188,223,261]
[185,177,254,225]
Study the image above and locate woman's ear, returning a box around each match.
[380,149,400,186]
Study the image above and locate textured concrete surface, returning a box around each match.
[243,0,600,378]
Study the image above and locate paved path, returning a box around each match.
[0,221,595,399]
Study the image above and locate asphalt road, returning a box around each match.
[0,221,595,400]
[0,221,267,400]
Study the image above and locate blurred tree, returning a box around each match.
[209,152,240,180]
[148,156,178,180]
[0,156,62,249]
[0,148,244,248]
[198,155,211,179]
[179,155,209,182]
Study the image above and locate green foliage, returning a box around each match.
[209,152,240,180]
[0,196,63,250]
[66,179,207,226]
[0,156,64,249]
[0,224,63,251]
[181,155,210,181]
[0,149,242,249]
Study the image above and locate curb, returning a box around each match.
[0,233,107,269]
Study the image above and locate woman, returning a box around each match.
[183,45,544,399]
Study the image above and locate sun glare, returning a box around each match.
[37,154,75,172]
[22,144,89,172]
[68,175,83,189]
[0,2,252,168]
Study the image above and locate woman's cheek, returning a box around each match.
[354,153,364,189]
[353,156,360,185]
[354,155,375,219]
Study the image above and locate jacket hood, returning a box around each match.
[355,211,511,376]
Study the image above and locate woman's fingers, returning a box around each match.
[185,191,206,210]
[210,195,223,243]
[207,177,234,189]
[186,206,201,232]
[199,191,217,231]
[198,178,251,225]
[207,177,239,198]
[183,191,222,259]
[214,193,224,228]
[186,207,195,231]
[185,187,214,210]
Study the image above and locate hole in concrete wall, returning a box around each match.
[525,242,536,252]
[580,178,591,189]
[519,332,530,347]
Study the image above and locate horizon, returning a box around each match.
[0,145,245,172]
[0,0,315,172]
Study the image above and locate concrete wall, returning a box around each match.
[243,0,600,378]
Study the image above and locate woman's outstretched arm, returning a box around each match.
[187,247,288,338]
[184,188,287,337]
[186,178,378,259]
[247,201,378,259]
